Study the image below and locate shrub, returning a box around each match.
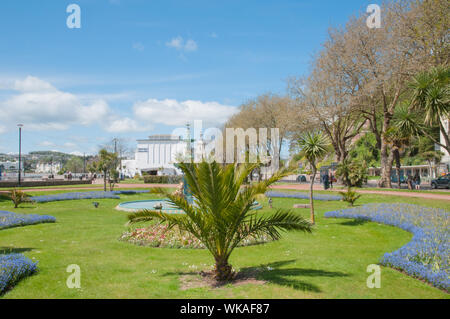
[143,175,183,184]
[0,210,56,230]
[9,189,31,208]
[111,190,149,195]
[338,187,361,206]
[325,203,449,291]
[0,254,37,295]
[265,191,342,201]
[335,159,368,187]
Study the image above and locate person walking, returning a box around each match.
[329,171,334,189]
[407,174,413,190]
[414,173,421,190]
[323,172,330,190]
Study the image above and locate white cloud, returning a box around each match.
[14,76,56,92]
[0,76,111,131]
[166,36,198,52]
[104,117,148,133]
[133,98,237,126]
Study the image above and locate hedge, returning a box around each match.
[143,175,182,184]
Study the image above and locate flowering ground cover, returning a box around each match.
[30,191,120,203]
[120,224,272,249]
[266,191,342,201]
[325,203,449,291]
[30,190,150,203]
[0,254,37,295]
[0,210,56,230]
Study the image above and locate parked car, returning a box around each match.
[296,175,307,183]
[430,174,450,189]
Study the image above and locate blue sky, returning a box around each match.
[0,0,375,156]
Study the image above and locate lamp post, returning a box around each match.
[17,124,23,186]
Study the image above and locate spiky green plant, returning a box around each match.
[9,189,31,208]
[338,187,361,207]
[127,161,312,281]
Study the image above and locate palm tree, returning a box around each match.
[409,66,450,153]
[385,103,422,188]
[297,132,330,224]
[127,161,312,281]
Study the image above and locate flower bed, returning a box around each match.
[0,254,37,295]
[120,224,273,249]
[325,203,449,291]
[265,191,342,201]
[0,210,56,230]
[31,191,120,203]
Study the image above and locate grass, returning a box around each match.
[0,189,448,299]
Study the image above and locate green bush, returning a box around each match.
[336,159,368,187]
[143,175,183,184]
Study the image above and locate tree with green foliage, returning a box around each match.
[89,149,118,191]
[409,66,450,153]
[384,103,422,188]
[127,161,312,282]
[297,132,330,224]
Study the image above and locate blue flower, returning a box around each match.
[30,190,149,203]
[0,210,56,230]
[265,191,342,201]
[325,203,449,291]
[0,254,37,295]
[30,191,120,203]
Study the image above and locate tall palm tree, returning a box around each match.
[385,103,422,188]
[127,161,312,281]
[297,132,330,224]
[409,66,450,153]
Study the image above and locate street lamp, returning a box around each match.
[17,124,23,186]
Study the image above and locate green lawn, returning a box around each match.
[0,190,448,299]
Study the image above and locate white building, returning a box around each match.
[0,161,20,171]
[121,134,188,177]
[35,162,62,174]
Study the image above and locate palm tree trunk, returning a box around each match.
[214,257,234,281]
[103,170,107,192]
[310,166,316,225]
[394,148,401,189]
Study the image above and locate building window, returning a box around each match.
[138,148,148,152]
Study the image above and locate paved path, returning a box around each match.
[1,183,449,201]
[270,184,450,201]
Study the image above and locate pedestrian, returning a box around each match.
[329,171,334,189]
[323,173,330,190]
[407,174,413,190]
[268,198,273,209]
[414,173,421,190]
